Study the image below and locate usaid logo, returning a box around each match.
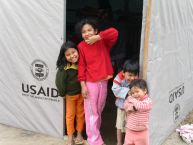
[169,84,184,104]
[173,103,180,122]
[30,59,49,81]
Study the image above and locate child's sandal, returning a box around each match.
[65,140,75,145]
[65,142,74,145]
[74,138,84,144]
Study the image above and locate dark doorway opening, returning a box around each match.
[65,0,143,144]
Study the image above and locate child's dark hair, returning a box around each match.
[75,18,98,41]
[130,79,149,93]
[56,41,77,68]
[123,59,139,75]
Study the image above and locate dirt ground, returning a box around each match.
[0,109,193,145]
[161,110,193,145]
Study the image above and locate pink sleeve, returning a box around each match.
[133,98,152,112]
[124,97,134,112]
[99,27,118,51]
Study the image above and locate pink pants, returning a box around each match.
[84,80,108,145]
[124,128,149,145]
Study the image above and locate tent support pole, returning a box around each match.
[143,0,152,80]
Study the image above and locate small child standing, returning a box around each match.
[124,79,152,145]
[112,59,139,145]
[55,41,84,145]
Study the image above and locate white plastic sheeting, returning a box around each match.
[0,0,64,137]
[140,0,193,145]
[1,0,193,143]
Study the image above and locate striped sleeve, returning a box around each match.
[111,72,129,99]
[133,97,152,112]
[124,97,134,112]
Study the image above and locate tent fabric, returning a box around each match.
[0,0,64,137]
[140,0,193,144]
[1,0,193,143]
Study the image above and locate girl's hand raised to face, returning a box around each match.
[85,35,101,45]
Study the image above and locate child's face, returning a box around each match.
[65,48,79,64]
[131,87,147,99]
[81,24,97,41]
[124,72,138,83]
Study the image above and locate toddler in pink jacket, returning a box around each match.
[124,79,152,145]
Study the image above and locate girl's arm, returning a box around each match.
[80,81,88,98]
[85,34,101,45]
[55,68,67,97]
[77,45,86,81]
[77,46,88,98]
[130,97,152,112]
[99,27,118,50]
[84,27,118,48]
[112,72,129,99]
[124,97,135,112]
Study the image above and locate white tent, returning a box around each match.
[0,0,193,145]
[140,0,193,144]
[0,0,64,137]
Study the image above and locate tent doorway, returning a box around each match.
[65,0,143,143]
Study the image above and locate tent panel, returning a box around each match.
[0,0,64,137]
[140,0,193,144]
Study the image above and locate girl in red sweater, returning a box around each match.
[75,18,118,145]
